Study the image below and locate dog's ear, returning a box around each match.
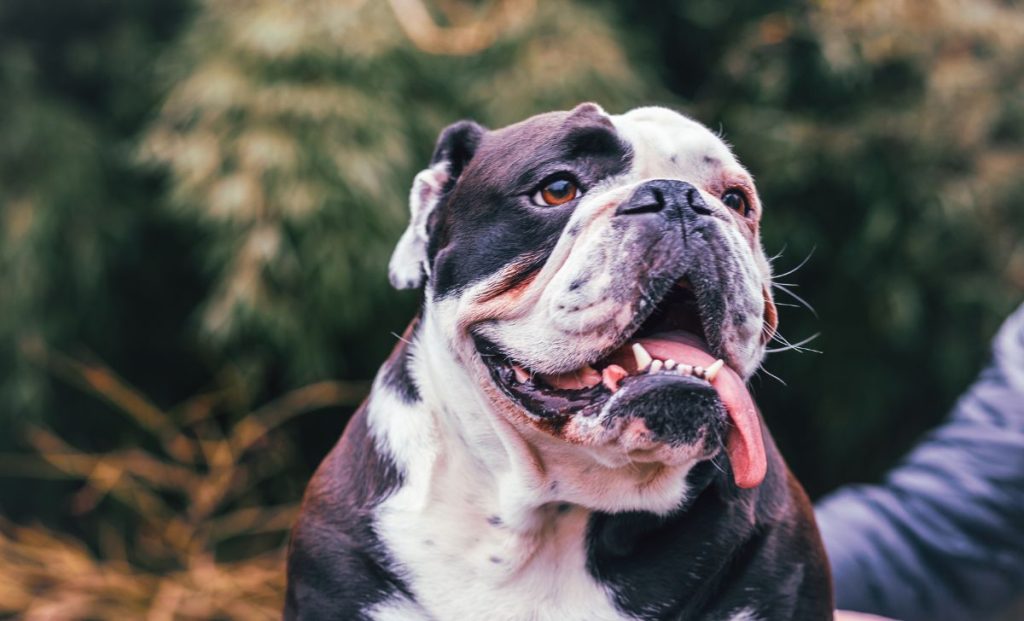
[389,120,486,290]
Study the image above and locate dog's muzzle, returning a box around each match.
[475,179,767,488]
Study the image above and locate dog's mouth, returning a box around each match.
[474,279,766,488]
[476,281,712,409]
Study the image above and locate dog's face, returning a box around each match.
[391,104,777,496]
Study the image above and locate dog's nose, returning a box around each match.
[615,179,711,217]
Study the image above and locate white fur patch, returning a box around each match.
[367,596,433,621]
[723,608,762,621]
[389,162,449,289]
[367,325,638,620]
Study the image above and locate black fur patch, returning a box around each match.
[284,406,409,620]
[586,440,834,620]
[426,104,633,297]
[381,350,419,403]
[380,316,421,404]
[603,374,725,447]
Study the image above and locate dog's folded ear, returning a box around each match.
[389,120,486,290]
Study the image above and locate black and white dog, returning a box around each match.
[285,104,833,620]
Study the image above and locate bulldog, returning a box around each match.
[285,104,833,621]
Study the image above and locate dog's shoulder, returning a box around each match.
[284,405,408,620]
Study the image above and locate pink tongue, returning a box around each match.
[635,333,767,489]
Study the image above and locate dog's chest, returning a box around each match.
[371,478,632,621]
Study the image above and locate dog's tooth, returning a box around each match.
[649,359,663,374]
[692,365,706,380]
[602,364,629,393]
[631,343,653,371]
[578,365,602,388]
[513,364,530,383]
[678,363,693,376]
[705,359,725,382]
[664,359,677,370]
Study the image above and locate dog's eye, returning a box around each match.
[722,189,751,216]
[533,178,580,207]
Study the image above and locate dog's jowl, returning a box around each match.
[285,104,833,621]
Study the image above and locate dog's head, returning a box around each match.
[390,104,777,501]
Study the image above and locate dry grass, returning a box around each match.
[0,346,366,619]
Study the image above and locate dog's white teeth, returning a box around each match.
[664,359,677,370]
[512,364,530,383]
[692,365,707,380]
[678,363,693,376]
[631,343,653,371]
[648,359,663,374]
[705,359,725,382]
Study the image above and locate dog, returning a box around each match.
[285,104,833,620]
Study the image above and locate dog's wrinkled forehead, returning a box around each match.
[388,103,754,298]
[611,107,742,187]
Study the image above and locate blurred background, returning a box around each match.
[0,0,1021,617]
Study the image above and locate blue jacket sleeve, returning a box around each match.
[815,302,1024,621]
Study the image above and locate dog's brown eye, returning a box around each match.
[534,178,579,207]
[722,189,750,216]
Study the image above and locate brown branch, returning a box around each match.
[229,380,367,455]
[204,504,300,542]
[22,344,198,464]
[388,0,537,55]
[25,428,177,524]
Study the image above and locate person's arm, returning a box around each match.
[816,302,1024,621]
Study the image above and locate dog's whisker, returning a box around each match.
[709,454,728,476]
[754,364,788,386]
[765,325,819,350]
[766,331,821,355]
[771,283,818,317]
[771,246,816,279]
[768,243,788,264]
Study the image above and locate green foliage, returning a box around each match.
[0,0,197,426]
[1,0,1022,570]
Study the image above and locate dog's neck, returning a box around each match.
[387,311,561,532]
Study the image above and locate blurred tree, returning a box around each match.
[611,0,1024,494]
[0,0,197,427]
[141,0,652,390]
[0,0,201,530]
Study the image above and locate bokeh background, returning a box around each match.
[1,0,1022,617]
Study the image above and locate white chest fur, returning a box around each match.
[373,496,630,621]
[366,386,632,621]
